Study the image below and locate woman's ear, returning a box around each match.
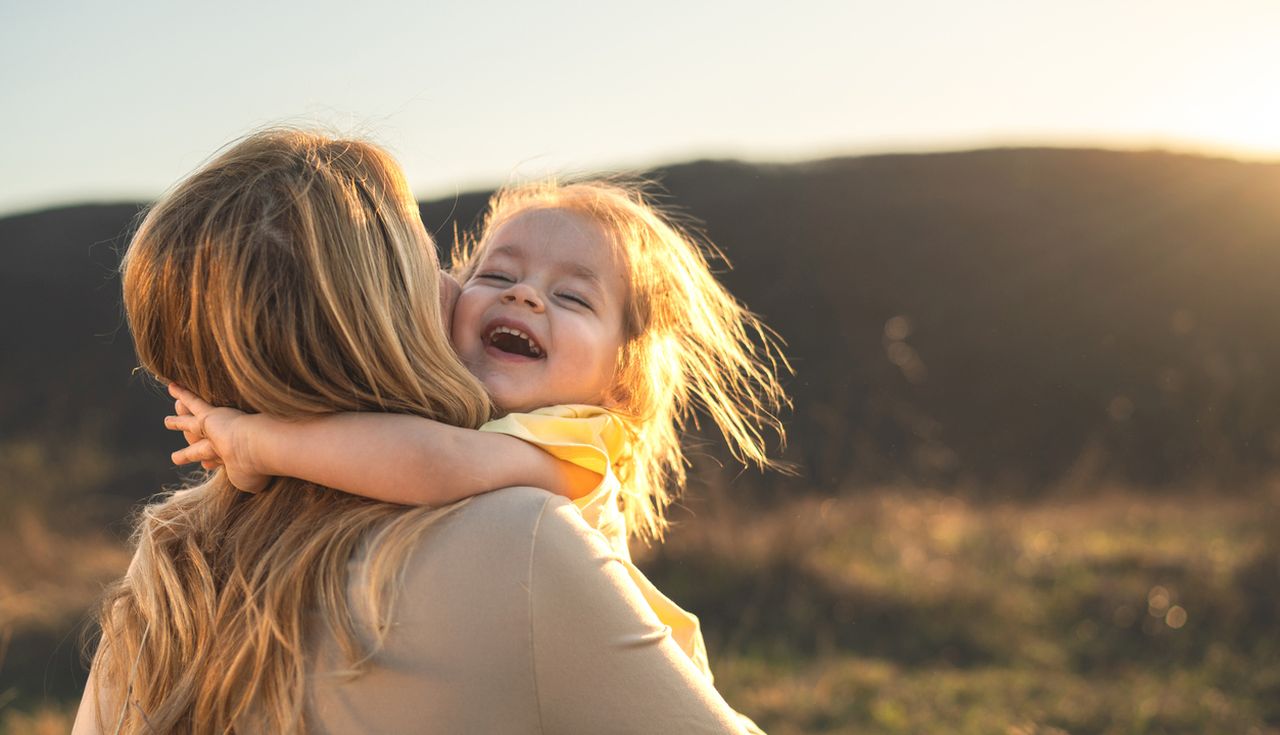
[438,271,461,333]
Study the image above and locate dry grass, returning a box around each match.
[3,483,1278,733]
[0,467,130,730]
[640,485,1280,734]
[0,705,74,735]
[0,511,129,634]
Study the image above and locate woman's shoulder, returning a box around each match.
[457,485,574,531]
[388,487,588,576]
[445,486,607,559]
[385,486,609,603]
[466,486,612,547]
[466,483,560,510]
[343,487,585,650]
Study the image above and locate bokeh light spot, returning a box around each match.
[884,315,912,341]
[1108,396,1135,421]
[1148,585,1171,616]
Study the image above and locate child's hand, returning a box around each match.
[163,383,269,493]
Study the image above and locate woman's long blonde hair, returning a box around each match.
[454,180,791,543]
[95,129,492,733]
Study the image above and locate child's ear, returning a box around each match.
[605,345,635,411]
[601,390,624,410]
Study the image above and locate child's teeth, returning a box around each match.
[491,326,531,340]
[488,325,543,356]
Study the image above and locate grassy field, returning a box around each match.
[2,482,1278,734]
[642,484,1280,734]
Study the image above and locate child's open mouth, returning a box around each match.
[484,325,544,358]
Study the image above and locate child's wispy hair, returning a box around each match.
[454,178,792,542]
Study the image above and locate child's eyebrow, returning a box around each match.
[487,244,524,260]
[488,243,603,287]
[565,263,602,286]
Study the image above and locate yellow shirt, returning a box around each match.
[480,405,713,682]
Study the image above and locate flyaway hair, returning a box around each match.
[455,180,791,543]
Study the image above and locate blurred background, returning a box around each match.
[2,1,1279,733]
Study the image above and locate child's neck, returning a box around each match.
[495,399,609,416]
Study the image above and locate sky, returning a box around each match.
[1,0,1277,216]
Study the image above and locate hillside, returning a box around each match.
[3,148,1279,511]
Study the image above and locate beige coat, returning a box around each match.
[74,486,751,734]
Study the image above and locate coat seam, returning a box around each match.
[528,493,554,734]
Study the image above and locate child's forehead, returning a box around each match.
[491,206,605,240]
[482,208,623,271]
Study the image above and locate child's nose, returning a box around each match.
[502,283,544,311]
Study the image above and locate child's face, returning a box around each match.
[450,208,628,413]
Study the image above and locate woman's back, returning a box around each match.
[306,486,745,734]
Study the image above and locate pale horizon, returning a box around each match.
[3,0,1277,218]
[6,132,1280,219]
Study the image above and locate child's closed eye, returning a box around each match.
[476,272,514,284]
[556,291,593,310]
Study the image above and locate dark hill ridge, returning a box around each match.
[3,148,1279,506]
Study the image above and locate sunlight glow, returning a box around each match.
[3,1,1280,216]
[1165,42,1280,157]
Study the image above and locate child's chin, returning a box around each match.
[489,392,538,415]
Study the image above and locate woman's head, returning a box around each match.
[98,129,491,733]
[123,128,489,426]
[453,180,791,541]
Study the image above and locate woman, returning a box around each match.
[73,129,751,733]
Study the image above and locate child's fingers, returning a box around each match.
[173,401,202,442]
[200,460,222,471]
[164,414,201,434]
[171,439,219,466]
[164,414,204,445]
[168,383,214,416]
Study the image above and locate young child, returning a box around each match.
[166,179,790,684]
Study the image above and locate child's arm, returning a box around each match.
[164,384,600,504]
